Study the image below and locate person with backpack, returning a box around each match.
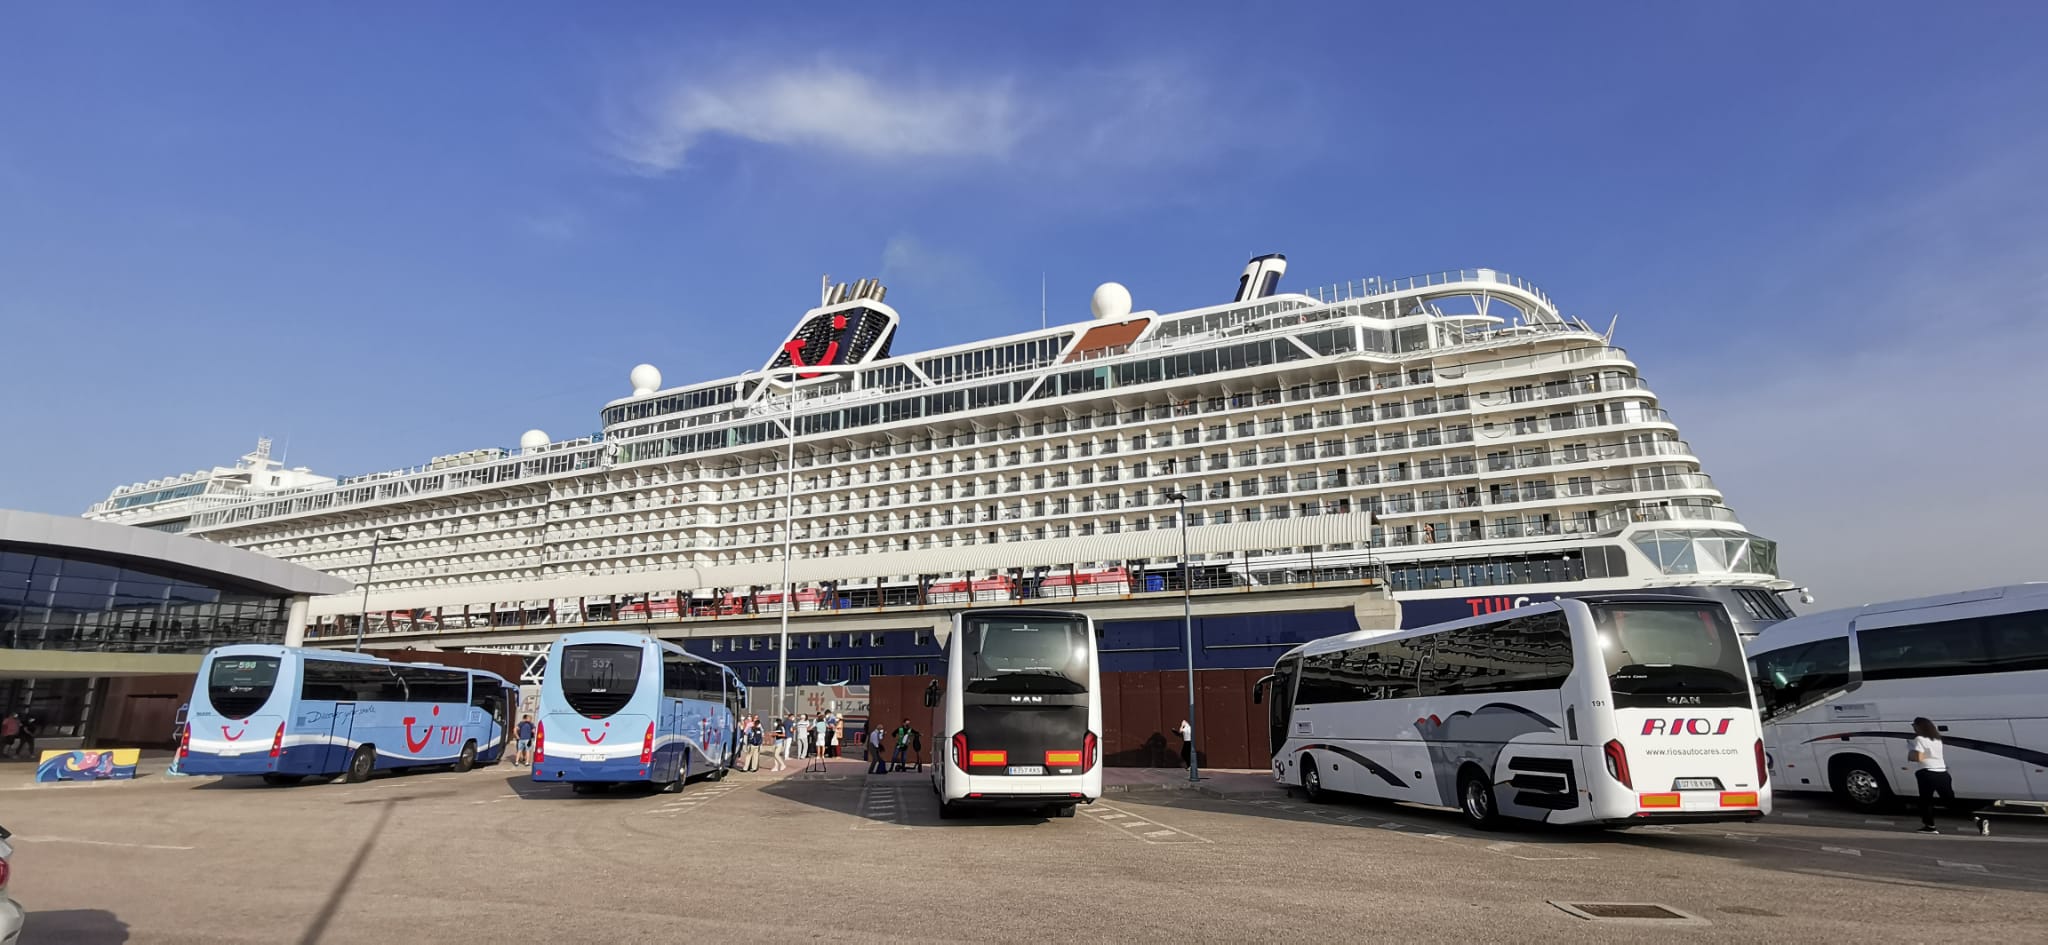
[514,715,535,766]
[744,716,763,772]
[771,717,790,771]
[867,724,888,774]
[909,726,924,773]
[892,719,913,772]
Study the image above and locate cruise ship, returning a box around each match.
[92,255,1799,683]
[84,438,332,534]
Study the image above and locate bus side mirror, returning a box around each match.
[1252,674,1274,704]
[923,681,939,708]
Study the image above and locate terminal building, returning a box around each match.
[0,509,350,748]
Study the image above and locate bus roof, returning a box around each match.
[1747,583,2048,653]
[205,644,515,685]
[550,629,738,673]
[1276,592,1739,663]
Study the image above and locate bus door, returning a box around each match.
[1266,657,1300,761]
[329,703,358,761]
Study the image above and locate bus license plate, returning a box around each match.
[1674,778,1718,791]
[1007,765,1044,776]
[581,752,605,763]
[219,749,242,757]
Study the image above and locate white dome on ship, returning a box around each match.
[1090,282,1132,320]
[630,363,662,396]
[519,430,550,452]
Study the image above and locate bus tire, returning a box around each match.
[1459,766,1503,830]
[344,746,376,784]
[939,801,964,820]
[1051,804,1076,819]
[454,740,477,773]
[1830,754,1894,812]
[1300,756,1328,803]
[261,774,303,786]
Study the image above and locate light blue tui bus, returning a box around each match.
[182,644,516,784]
[535,631,745,794]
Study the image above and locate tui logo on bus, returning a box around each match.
[1641,718,1732,736]
[221,724,247,742]
[581,721,610,744]
[400,705,462,752]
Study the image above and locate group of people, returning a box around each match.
[770,713,844,771]
[865,719,924,774]
[1,711,39,759]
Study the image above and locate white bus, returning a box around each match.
[926,609,1102,819]
[1257,595,1770,829]
[1748,583,2048,812]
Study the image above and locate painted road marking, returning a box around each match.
[1485,841,1595,862]
[1821,846,1863,856]
[1939,860,1988,873]
[21,837,194,851]
[1084,803,1212,845]
[853,784,910,830]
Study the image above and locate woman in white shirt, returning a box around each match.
[1908,717,1956,834]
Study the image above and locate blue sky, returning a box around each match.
[3,4,2044,604]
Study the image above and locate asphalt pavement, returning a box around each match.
[3,757,2044,944]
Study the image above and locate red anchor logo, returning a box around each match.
[402,705,439,753]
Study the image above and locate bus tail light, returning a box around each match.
[0,852,9,891]
[1639,792,1682,808]
[1603,739,1632,788]
[268,722,286,759]
[952,732,969,771]
[1046,750,1083,767]
[640,721,656,765]
[177,725,190,760]
[534,722,546,764]
[1754,738,1768,787]
[1083,731,1098,773]
[968,750,1008,767]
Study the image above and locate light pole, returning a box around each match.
[353,532,384,652]
[765,362,864,724]
[1165,489,1198,782]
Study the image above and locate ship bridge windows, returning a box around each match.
[1629,529,1778,578]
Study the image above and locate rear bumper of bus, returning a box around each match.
[945,771,1101,808]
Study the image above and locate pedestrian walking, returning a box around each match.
[868,724,888,774]
[1910,716,1964,834]
[0,713,18,760]
[829,715,844,758]
[744,717,763,772]
[892,719,912,772]
[1178,719,1193,768]
[771,717,790,771]
[910,726,924,773]
[792,714,808,759]
[812,715,827,760]
[515,715,535,766]
[825,713,840,759]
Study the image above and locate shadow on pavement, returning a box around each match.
[755,763,1072,827]
[502,769,726,801]
[296,799,395,945]
[27,909,130,944]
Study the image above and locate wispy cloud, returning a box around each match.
[599,59,1299,178]
[514,207,585,242]
[603,66,1023,174]
[1660,134,2048,608]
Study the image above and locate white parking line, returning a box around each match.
[1939,860,1987,873]
[20,837,194,851]
[1083,803,1212,844]
[1821,846,1863,857]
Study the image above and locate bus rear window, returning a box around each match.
[966,616,1090,694]
[208,656,280,720]
[1591,602,1748,696]
[559,644,642,718]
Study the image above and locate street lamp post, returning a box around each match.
[354,532,384,652]
[766,362,864,724]
[1166,490,1198,782]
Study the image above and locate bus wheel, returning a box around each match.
[939,801,963,820]
[1300,756,1327,803]
[261,774,303,786]
[660,777,684,794]
[454,741,477,773]
[1050,804,1076,819]
[344,746,376,784]
[1459,767,1502,830]
[1832,755,1893,812]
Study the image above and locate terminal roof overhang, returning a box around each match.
[0,508,353,598]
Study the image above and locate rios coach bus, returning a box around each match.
[535,630,745,795]
[927,609,1102,819]
[1748,583,2048,812]
[1256,595,1770,829]
[182,645,516,784]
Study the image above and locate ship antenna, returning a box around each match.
[1604,313,1619,343]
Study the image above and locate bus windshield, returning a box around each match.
[558,643,642,718]
[965,616,1091,694]
[208,656,280,719]
[1591,602,1748,696]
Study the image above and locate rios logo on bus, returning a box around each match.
[1641,718,1734,736]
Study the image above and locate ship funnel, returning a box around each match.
[1234,253,1288,302]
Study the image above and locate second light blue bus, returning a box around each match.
[181,644,517,784]
[536,630,745,794]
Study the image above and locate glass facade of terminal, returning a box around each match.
[0,549,291,654]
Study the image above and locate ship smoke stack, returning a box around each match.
[1234,253,1288,302]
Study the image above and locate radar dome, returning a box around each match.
[629,363,663,396]
[1090,282,1133,320]
[520,430,550,452]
